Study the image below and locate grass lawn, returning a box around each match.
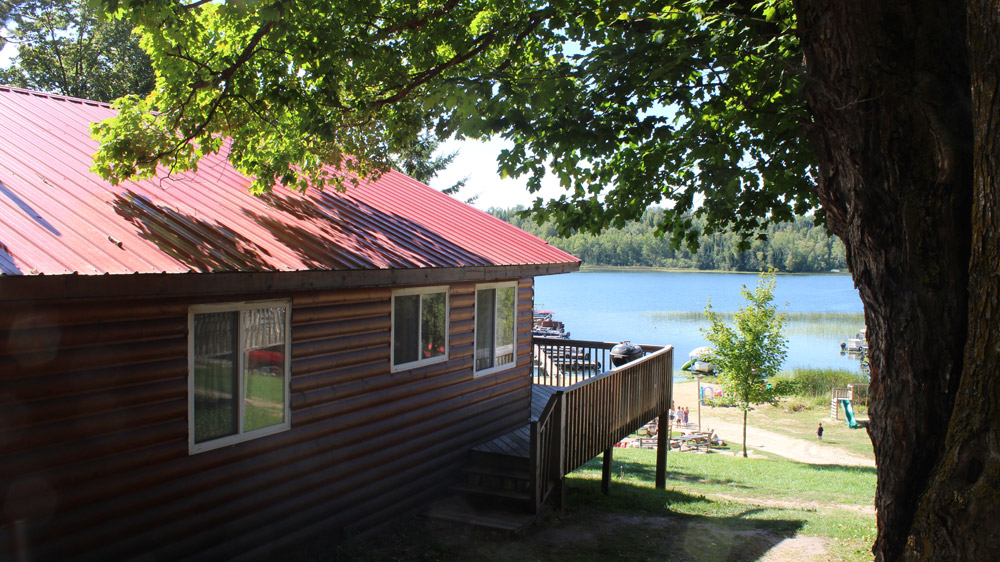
[290,447,876,562]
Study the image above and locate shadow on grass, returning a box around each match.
[289,483,806,562]
[808,464,877,476]
[576,456,755,489]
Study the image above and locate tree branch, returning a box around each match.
[189,19,276,90]
[180,0,215,9]
[372,0,461,40]
[373,8,555,107]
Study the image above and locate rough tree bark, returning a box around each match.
[793,1,975,560]
[905,0,1000,558]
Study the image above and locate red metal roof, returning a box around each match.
[0,86,579,276]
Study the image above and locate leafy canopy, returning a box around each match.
[0,0,155,102]
[90,0,814,246]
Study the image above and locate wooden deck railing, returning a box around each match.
[529,388,565,513]
[529,339,673,511]
[533,337,619,386]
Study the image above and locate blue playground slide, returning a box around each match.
[840,399,862,429]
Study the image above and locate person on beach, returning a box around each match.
[817,422,824,441]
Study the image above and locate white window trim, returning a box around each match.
[188,299,292,454]
[473,281,519,377]
[391,286,450,372]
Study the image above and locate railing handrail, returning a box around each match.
[533,335,666,352]
[562,345,673,392]
[529,389,565,513]
[533,336,668,388]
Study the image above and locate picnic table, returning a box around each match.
[632,430,717,451]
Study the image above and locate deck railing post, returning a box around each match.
[529,419,540,513]
[553,390,566,511]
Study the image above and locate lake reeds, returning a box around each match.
[772,367,870,397]
[644,310,865,338]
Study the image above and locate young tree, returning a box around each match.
[703,271,788,458]
[78,1,1000,558]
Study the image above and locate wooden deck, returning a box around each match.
[437,342,673,528]
[472,385,559,458]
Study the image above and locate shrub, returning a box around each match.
[770,375,799,396]
[783,397,812,413]
[704,393,738,407]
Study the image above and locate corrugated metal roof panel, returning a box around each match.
[0,86,580,277]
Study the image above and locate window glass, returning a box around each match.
[190,301,290,452]
[392,288,448,370]
[495,286,516,366]
[475,289,496,371]
[393,294,420,366]
[243,306,287,432]
[193,311,239,443]
[421,292,446,359]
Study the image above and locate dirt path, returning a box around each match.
[672,381,876,468]
[700,418,875,467]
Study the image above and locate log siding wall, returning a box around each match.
[1,277,535,561]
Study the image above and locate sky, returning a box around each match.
[427,136,570,212]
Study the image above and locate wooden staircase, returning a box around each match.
[425,426,538,531]
[454,447,532,507]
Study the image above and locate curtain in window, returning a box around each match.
[193,311,239,443]
[393,294,420,365]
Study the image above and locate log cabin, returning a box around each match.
[0,85,577,560]
[0,86,673,561]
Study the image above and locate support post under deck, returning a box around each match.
[656,411,668,489]
[601,447,613,494]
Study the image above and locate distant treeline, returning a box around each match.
[489,207,847,273]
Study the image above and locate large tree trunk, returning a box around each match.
[904,0,1000,558]
[793,1,974,560]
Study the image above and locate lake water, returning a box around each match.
[534,271,866,372]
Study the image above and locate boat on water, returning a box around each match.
[533,309,570,339]
[841,327,868,353]
[682,345,715,373]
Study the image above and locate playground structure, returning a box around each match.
[831,383,869,428]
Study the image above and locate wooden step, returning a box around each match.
[462,463,530,482]
[451,482,532,502]
[460,472,531,497]
[424,494,539,532]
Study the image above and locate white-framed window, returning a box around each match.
[188,300,291,454]
[474,282,518,376]
[391,286,449,371]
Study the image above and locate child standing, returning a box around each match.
[817,422,824,441]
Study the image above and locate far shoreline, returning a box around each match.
[576,265,853,275]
